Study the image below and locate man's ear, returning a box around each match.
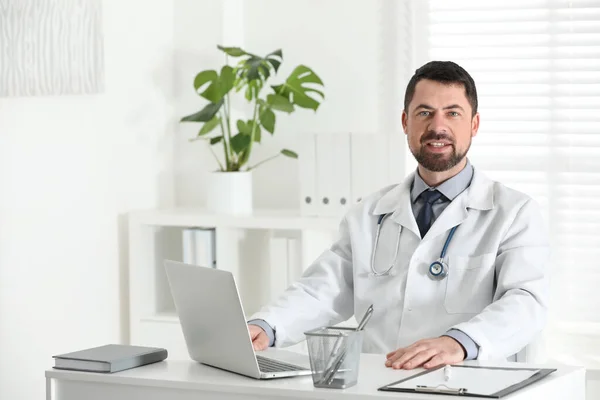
[471,112,480,138]
[402,110,408,135]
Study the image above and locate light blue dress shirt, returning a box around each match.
[250,159,479,360]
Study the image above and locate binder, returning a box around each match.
[182,228,216,268]
[378,365,556,398]
[299,133,318,216]
[315,133,351,216]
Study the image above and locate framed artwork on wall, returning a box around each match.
[0,0,104,97]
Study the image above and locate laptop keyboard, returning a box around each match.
[256,355,309,372]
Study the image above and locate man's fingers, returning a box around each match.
[385,349,403,366]
[386,348,404,360]
[390,345,427,369]
[248,325,269,351]
[423,353,447,369]
[252,332,269,351]
[248,325,265,340]
[398,348,438,370]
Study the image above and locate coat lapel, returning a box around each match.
[371,168,496,241]
[372,172,421,238]
[424,168,495,241]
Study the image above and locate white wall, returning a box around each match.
[0,1,175,398]
[173,0,225,207]
[173,0,411,209]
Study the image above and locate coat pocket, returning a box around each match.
[443,253,496,314]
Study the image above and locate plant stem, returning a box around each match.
[242,94,261,168]
[224,91,234,168]
[219,110,231,170]
[209,141,225,171]
[248,152,281,170]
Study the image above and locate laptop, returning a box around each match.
[164,259,312,379]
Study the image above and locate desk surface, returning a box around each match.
[46,349,585,400]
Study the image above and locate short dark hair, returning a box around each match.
[404,61,478,117]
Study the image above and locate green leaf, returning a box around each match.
[244,80,258,101]
[267,49,283,59]
[267,59,281,74]
[244,56,270,81]
[200,66,235,103]
[267,94,294,113]
[198,116,221,135]
[271,65,325,111]
[210,136,223,145]
[230,133,251,154]
[217,45,249,57]
[194,70,218,93]
[251,122,262,143]
[260,108,276,133]
[219,65,234,95]
[237,119,261,142]
[281,149,298,158]
[236,119,252,135]
[180,100,223,122]
[235,49,281,83]
[266,49,283,73]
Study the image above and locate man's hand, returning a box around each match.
[248,324,269,351]
[385,336,466,370]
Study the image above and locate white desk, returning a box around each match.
[45,349,585,400]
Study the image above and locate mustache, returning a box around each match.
[420,131,455,144]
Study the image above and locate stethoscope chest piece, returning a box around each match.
[428,258,448,280]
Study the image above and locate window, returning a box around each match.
[414,0,600,368]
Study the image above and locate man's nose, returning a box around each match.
[428,112,449,133]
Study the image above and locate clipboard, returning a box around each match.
[378,365,557,398]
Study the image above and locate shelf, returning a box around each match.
[129,208,341,231]
[128,208,342,356]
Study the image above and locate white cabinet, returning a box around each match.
[127,208,340,358]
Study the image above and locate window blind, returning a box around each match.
[419,0,600,368]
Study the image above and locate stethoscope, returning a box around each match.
[370,213,458,280]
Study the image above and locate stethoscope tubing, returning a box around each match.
[371,213,458,278]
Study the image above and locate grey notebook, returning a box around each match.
[52,344,168,373]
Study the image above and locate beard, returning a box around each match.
[410,131,470,172]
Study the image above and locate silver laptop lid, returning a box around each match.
[164,260,261,378]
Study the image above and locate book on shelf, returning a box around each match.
[182,227,216,268]
[52,344,168,373]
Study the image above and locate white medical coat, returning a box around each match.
[250,168,549,360]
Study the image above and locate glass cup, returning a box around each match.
[304,326,363,389]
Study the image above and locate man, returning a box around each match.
[247,61,549,370]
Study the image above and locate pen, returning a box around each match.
[320,305,374,386]
[444,365,451,382]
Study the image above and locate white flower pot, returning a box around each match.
[206,170,253,215]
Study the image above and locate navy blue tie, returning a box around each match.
[416,190,444,238]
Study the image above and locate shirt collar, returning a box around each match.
[410,158,474,203]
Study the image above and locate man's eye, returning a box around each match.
[449,111,459,117]
[418,111,430,117]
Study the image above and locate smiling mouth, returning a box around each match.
[425,141,453,148]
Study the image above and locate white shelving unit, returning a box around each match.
[127,208,341,359]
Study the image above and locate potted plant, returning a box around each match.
[180,45,325,214]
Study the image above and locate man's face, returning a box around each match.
[402,79,479,172]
